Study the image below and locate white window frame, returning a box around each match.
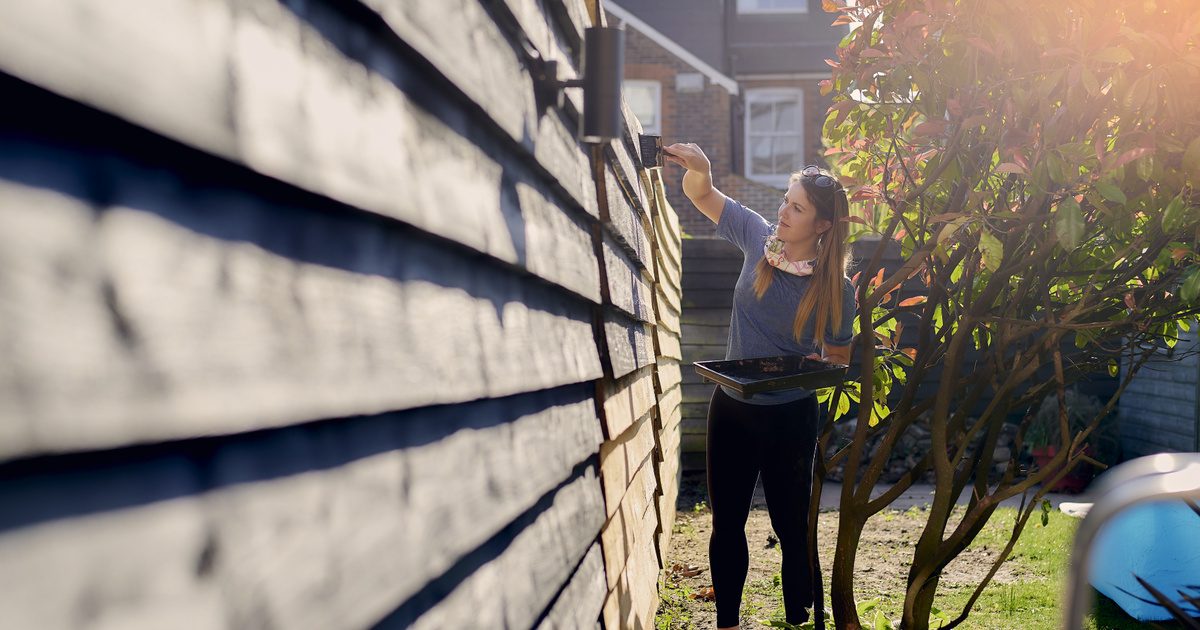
[623,79,662,135]
[743,87,805,188]
[736,0,809,14]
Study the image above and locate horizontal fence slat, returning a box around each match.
[0,176,601,460]
[0,1,603,301]
[0,387,602,629]
[604,312,656,380]
[535,541,607,630]
[603,235,656,324]
[598,163,652,270]
[600,366,658,441]
[410,467,606,629]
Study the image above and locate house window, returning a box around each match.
[624,80,662,135]
[737,0,809,14]
[744,88,805,187]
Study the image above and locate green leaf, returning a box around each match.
[1081,67,1100,95]
[1184,137,1200,180]
[1162,194,1187,234]
[870,399,889,427]
[857,599,880,616]
[1046,151,1068,184]
[1108,359,1119,378]
[836,390,852,420]
[1136,154,1154,182]
[1095,181,1127,204]
[1056,197,1084,249]
[1094,46,1133,63]
[1181,266,1200,304]
[979,229,1004,270]
[874,610,894,630]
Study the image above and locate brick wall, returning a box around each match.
[624,26,736,238]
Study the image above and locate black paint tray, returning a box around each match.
[693,354,849,399]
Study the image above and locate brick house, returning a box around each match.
[608,0,847,238]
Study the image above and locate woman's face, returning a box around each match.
[776,181,831,244]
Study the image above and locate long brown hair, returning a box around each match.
[751,166,853,350]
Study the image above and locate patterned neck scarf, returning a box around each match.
[763,228,816,276]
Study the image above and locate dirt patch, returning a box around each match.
[659,473,1024,628]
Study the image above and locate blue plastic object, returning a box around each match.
[1088,499,1200,621]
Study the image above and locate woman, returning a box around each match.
[663,142,856,629]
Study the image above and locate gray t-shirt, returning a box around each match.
[713,195,856,405]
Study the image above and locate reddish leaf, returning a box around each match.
[913,120,947,136]
[831,100,856,126]
[1109,147,1153,170]
[899,296,928,307]
[996,162,1027,175]
[1040,47,1076,58]
[966,37,995,55]
[902,348,918,360]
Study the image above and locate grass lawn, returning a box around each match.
[656,502,1192,629]
[922,505,1177,630]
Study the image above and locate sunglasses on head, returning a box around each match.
[800,164,842,190]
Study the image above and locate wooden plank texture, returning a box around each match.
[657,359,683,394]
[0,175,601,460]
[0,386,602,629]
[599,411,658,520]
[603,235,656,324]
[600,366,659,441]
[0,0,602,299]
[409,466,606,629]
[604,312,656,380]
[598,455,658,591]
[535,542,607,630]
[598,162,652,270]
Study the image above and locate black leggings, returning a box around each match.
[706,385,819,627]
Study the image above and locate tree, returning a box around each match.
[808,1,1200,628]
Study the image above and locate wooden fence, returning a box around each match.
[0,1,682,628]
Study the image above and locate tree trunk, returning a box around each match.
[830,509,864,630]
[902,571,942,630]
